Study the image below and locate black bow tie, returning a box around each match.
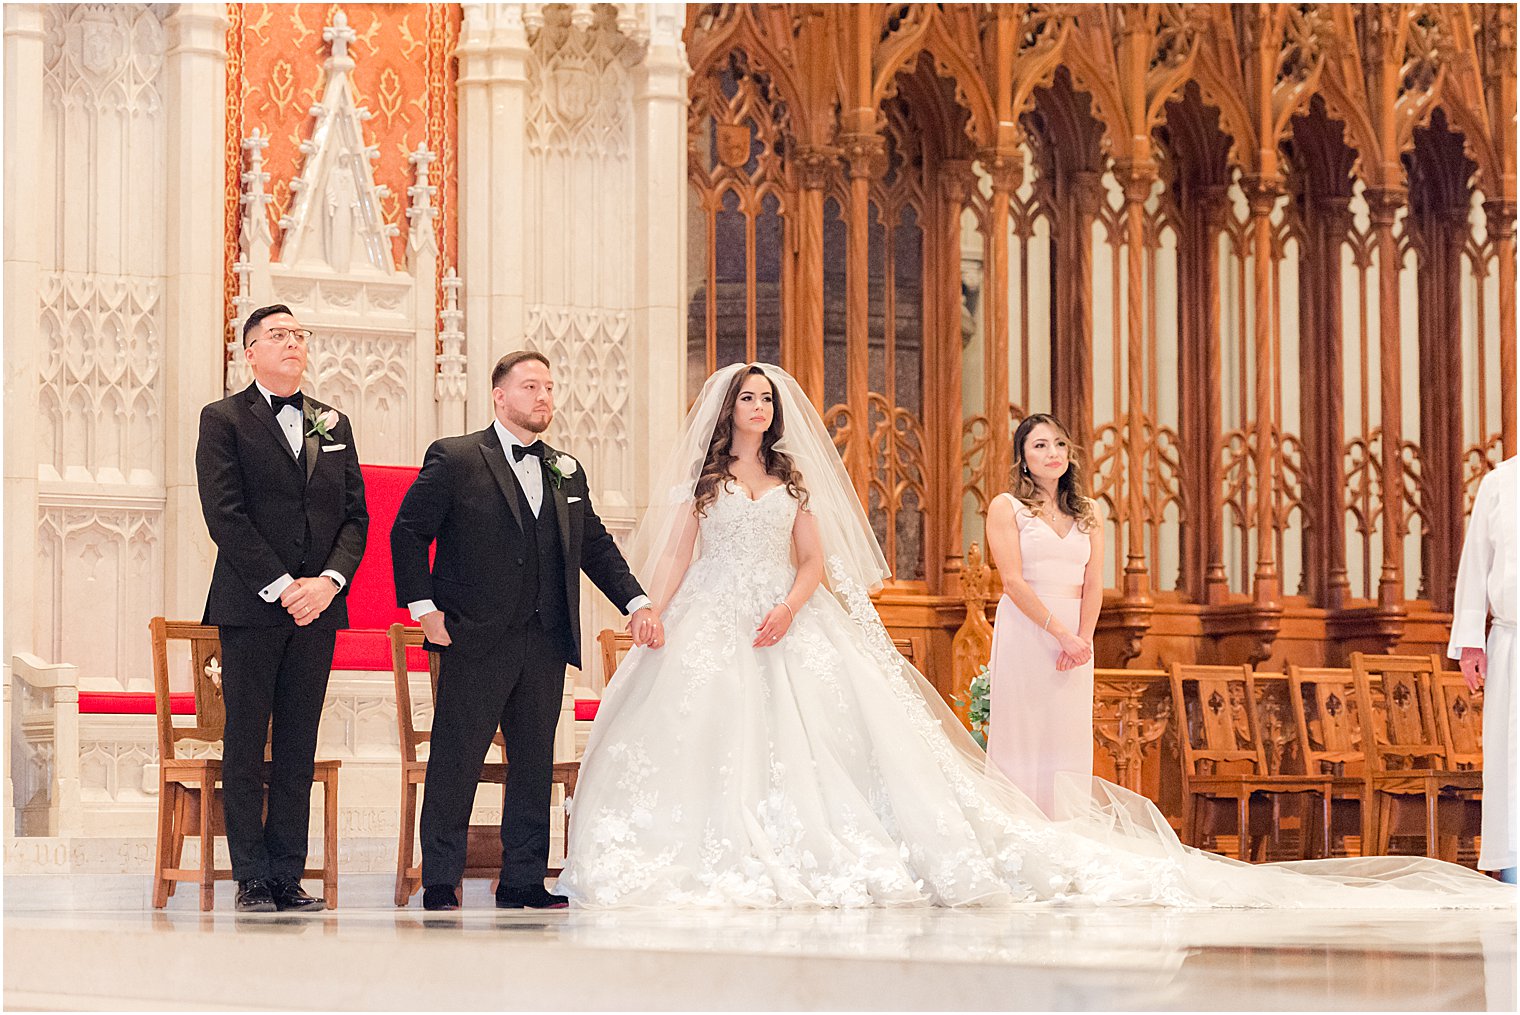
[270,391,304,414]
[512,442,545,462]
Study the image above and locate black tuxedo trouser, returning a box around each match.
[217,624,336,882]
[419,618,566,890]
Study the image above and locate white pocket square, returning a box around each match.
[321,444,347,452]
[567,496,583,504]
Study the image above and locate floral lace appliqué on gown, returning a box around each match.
[558,486,1182,908]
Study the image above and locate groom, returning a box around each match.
[391,350,663,910]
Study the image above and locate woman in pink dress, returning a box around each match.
[984,413,1104,816]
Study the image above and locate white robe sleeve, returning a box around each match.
[1448,473,1497,657]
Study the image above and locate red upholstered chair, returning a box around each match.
[332,464,424,672]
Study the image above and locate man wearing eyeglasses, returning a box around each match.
[195,304,368,912]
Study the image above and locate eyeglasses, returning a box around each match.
[255,328,313,346]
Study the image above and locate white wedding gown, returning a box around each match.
[558,485,1509,910]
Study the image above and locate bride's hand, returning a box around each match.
[753,603,793,648]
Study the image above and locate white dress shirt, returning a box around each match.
[252,381,347,603]
[408,420,650,620]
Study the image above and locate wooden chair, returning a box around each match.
[1432,668,1485,851]
[1351,652,1482,860]
[149,617,339,911]
[597,627,634,687]
[1287,665,1373,856]
[389,623,580,906]
[1170,664,1334,860]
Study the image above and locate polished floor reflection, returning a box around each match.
[4,875,1514,1010]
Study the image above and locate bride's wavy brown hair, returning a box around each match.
[693,365,809,517]
[1010,413,1097,531]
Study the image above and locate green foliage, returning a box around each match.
[955,663,991,749]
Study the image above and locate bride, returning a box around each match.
[557,363,1509,910]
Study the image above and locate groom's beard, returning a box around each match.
[506,406,551,434]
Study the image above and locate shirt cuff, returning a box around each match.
[320,569,346,591]
[408,599,439,621]
[625,594,652,615]
[260,573,295,602]
[1447,609,1490,657]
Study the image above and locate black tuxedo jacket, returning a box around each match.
[196,383,368,629]
[390,425,644,668]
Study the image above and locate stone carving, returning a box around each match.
[277,10,397,275]
[228,8,446,466]
[523,5,637,498]
[36,506,162,688]
[43,4,164,115]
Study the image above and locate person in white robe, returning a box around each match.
[1448,455,1516,882]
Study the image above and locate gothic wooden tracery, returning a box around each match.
[682,3,1517,703]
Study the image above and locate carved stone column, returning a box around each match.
[3,4,46,669]
[162,4,227,619]
[838,124,882,505]
[629,3,688,499]
[457,3,534,415]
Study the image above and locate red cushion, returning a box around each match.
[575,699,600,721]
[347,464,424,632]
[79,692,195,715]
[333,630,430,672]
[333,463,427,671]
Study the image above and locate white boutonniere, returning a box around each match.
[306,407,340,440]
[546,451,578,488]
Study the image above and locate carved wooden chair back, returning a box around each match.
[388,623,503,759]
[598,628,633,687]
[1287,666,1366,778]
[1170,664,1266,777]
[1249,672,1306,776]
[149,617,227,761]
[1432,671,1484,771]
[389,623,440,764]
[1350,652,1448,773]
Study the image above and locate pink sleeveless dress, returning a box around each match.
[986,492,1094,816]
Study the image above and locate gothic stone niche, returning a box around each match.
[36,506,162,689]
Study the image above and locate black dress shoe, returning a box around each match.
[271,878,325,912]
[495,884,569,909]
[422,885,460,911]
[235,878,277,913]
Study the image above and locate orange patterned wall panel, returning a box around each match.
[224,3,459,329]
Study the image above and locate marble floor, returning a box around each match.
[3,875,1515,1010]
